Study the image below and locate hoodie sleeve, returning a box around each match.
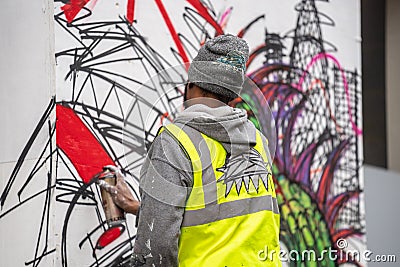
[133,131,193,267]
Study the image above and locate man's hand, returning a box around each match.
[98,165,140,215]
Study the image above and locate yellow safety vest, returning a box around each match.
[160,123,281,267]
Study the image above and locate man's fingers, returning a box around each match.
[103,165,118,173]
[98,180,116,194]
[103,165,124,181]
[115,174,127,186]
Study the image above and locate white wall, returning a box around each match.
[364,165,400,266]
[0,0,366,266]
[0,0,55,163]
[0,0,55,265]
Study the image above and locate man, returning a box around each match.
[101,34,281,266]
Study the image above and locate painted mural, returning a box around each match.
[0,0,365,266]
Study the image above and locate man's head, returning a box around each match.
[185,34,249,105]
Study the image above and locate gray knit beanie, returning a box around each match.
[188,34,250,99]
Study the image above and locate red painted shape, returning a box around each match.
[96,225,125,249]
[56,104,115,183]
[155,0,190,69]
[61,0,91,23]
[186,0,224,36]
[316,141,348,207]
[127,0,135,24]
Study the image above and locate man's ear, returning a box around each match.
[187,82,194,89]
[183,82,191,103]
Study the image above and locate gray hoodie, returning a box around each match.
[132,104,261,266]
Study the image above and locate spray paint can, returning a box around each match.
[98,169,126,227]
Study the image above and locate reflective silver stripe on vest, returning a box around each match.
[176,124,219,206]
[182,194,280,227]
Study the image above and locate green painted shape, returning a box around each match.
[275,174,336,267]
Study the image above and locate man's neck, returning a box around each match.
[184,97,226,109]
